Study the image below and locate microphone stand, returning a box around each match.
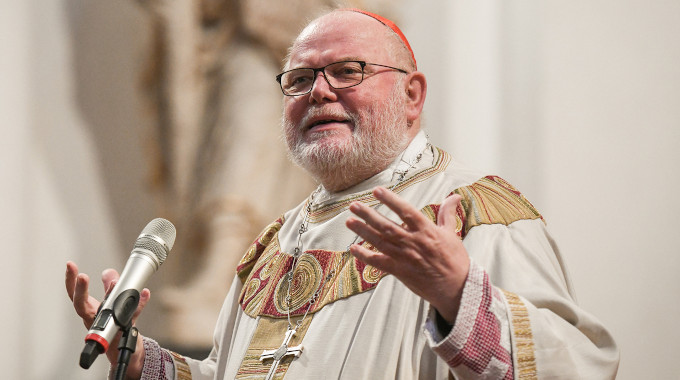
[114,326,139,380]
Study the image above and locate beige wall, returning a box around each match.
[1,0,678,378]
[539,3,680,378]
[1,0,153,378]
[403,1,680,379]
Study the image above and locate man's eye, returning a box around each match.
[287,74,312,86]
[344,66,362,74]
[331,65,362,78]
[293,76,311,84]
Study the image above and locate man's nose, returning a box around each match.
[309,71,338,103]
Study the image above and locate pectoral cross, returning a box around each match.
[259,328,304,380]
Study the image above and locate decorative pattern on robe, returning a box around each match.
[138,148,617,379]
[229,174,541,379]
[138,168,616,380]
[237,236,388,319]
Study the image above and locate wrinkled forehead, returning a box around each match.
[286,12,391,69]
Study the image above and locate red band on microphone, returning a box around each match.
[85,333,110,353]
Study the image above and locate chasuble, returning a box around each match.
[137,132,619,380]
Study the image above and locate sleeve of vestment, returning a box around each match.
[137,277,245,380]
[424,218,619,380]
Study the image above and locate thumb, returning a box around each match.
[438,194,463,230]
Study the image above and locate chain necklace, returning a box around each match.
[259,143,429,379]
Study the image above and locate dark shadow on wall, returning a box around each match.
[63,0,157,247]
[60,0,170,357]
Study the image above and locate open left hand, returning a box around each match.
[65,261,149,377]
[345,186,470,324]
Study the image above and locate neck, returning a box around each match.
[315,130,426,194]
[315,158,394,193]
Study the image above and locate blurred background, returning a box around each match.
[1,0,678,378]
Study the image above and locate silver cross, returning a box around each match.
[259,328,304,380]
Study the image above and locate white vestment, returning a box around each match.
[140,132,619,380]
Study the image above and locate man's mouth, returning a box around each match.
[304,117,353,132]
[298,106,355,133]
[307,119,349,129]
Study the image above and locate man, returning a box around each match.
[66,8,619,379]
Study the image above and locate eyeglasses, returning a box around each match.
[276,60,408,96]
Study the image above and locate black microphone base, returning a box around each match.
[80,340,103,369]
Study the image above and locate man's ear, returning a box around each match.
[404,71,427,122]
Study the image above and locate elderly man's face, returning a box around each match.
[282,13,411,181]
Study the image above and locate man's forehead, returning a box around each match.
[288,12,385,67]
[297,11,370,41]
[291,33,363,63]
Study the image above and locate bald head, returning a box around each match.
[286,10,416,72]
[342,9,417,69]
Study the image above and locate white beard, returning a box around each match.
[283,82,411,188]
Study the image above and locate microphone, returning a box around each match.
[79,218,176,369]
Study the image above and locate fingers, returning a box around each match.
[346,214,401,254]
[372,187,429,229]
[67,261,98,328]
[72,273,92,319]
[66,261,153,338]
[346,186,428,259]
[65,261,79,301]
[348,244,395,273]
[101,268,120,295]
[133,289,151,321]
[346,186,427,240]
[348,202,404,241]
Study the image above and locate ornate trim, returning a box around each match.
[238,234,387,318]
[236,316,313,379]
[502,290,538,380]
[454,176,543,236]
[170,350,192,380]
[237,217,285,283]
[237,174,541,319]
[306,147,451,223]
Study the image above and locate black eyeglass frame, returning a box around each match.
[276,60,408,96]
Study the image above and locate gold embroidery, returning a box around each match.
[362,265,383,284]
[236,317,313,379]
[455,213,463,234]
[241,242,286,317]
[240,169,542,323]
[273,253,323,313]
[243,278,261,302]
[239,232,388,318]
[170,350,192,380]
[454,176,543,235]
[238,218,284,283]
[259,220,281,246]
[259,247,283,281]
[421,204,437,223]
[502,290,538,380]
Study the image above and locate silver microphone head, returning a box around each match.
[133,218,176,266]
